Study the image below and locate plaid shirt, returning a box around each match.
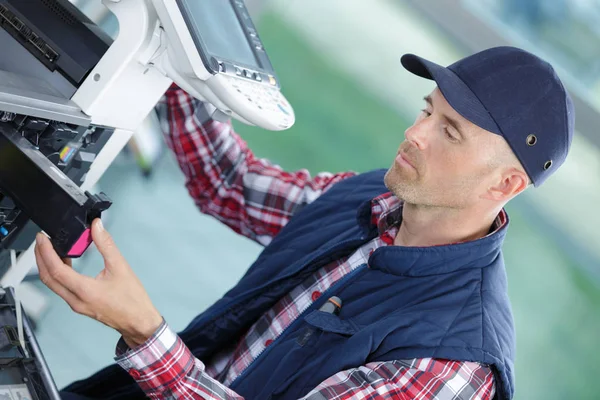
[114,87,499,399]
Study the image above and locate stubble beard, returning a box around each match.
[384,161,422,204]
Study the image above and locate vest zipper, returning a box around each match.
[228,261,369,389]
[182,237,369,343]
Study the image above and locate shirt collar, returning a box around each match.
[369,192,508,241]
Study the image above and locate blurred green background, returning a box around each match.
[238,13,408,173]
[28,1,600,399]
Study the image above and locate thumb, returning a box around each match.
[91,219,126,270]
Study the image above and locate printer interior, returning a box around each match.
[0,0,115,261]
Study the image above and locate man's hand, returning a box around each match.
[35,219,163,348]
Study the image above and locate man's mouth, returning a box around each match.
[396,150,416,169]
[395,152,415,169]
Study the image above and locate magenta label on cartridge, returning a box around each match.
[67,228,92,257]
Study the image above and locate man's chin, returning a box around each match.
[384,165,410,188]
[383,167,396,190]
[384,168,417,201]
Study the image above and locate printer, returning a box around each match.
[0,0,294,397]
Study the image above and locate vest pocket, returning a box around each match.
[269,311,360,399]
[295,310,358,347]
[303,310,359,335]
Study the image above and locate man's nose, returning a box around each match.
[404,124,428,150]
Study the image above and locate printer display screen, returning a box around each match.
[177,0,260,69]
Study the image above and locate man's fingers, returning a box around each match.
[90,219,126,270]
[35,233,92,298]
[35,243,83,311]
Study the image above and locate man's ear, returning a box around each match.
[484,168,529,201]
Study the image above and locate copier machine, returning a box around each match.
[0,1,294,397]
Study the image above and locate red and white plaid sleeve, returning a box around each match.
[115,321,243,400]
[302,359,496,400]
[116,322,495,400]
[156,86,356,246]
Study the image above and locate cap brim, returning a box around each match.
[401,54,502,135]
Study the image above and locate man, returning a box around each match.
[35,46,573,400]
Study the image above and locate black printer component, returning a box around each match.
[0,195,26,248]
[0,0,110,85]
[0,116,111,258]
[0,109,114,255]
[0,4,58,71]
[0,0,114,258]
[0,287,60,399]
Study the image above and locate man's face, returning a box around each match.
[384,88,502,209]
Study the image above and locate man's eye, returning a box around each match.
[445,128,458,142]
[421,109,431,116]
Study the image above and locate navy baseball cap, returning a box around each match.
[401,46,575,187]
